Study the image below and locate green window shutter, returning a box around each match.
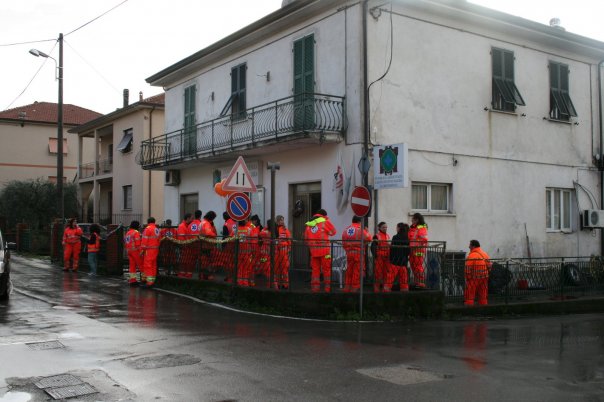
[293,39,304,95]
[303,35,314,93]
[492,48,503,79]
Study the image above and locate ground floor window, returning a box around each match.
[181,193,198,217]
[546,188,572,231]
[123,185,132,210]
[412,182,451,212]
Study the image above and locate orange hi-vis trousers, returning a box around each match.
[63,242,81,271]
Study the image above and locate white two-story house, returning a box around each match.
[138,0,604,258]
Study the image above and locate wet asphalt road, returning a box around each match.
[0,255,603,401]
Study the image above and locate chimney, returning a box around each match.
[549,18,565,30]
[139,91,143,102]
[123,89,129,108]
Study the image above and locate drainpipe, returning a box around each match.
[148,106,156,219]
[598,60,604,255]
[362,0,370,201]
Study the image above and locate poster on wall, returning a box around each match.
[373,143,408,190]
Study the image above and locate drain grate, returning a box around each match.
[45,383,98,399]
[27,340,65,350]
[35,374,82,389]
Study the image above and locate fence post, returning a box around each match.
[505,260,510,305]
[560,257,565,300]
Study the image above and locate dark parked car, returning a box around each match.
[0,230,16,300]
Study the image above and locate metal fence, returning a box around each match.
[441,256,604,304]
[155,236,447,292]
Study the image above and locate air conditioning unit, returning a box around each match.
[582,209,604,228]
[165,170,180,186]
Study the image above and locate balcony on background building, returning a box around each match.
[136,93,345,169]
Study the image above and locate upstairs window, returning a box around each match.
[116,129,133,153]
[549,61,577,121]
[412,183,451,213]
[48,138,68,154]
[220,63,247,119]
[546,188,572,231]
[183,85,196,155]
[491,48,525,112]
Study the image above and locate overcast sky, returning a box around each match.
[1,0,603,115]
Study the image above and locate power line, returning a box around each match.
[65,0,129,36]
[64,39,122,95]
[0,38,55,47]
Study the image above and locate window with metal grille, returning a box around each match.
[123,185,132,210]
[491,48,525,112]
[549,61,577,121]
[412,183,451,212]
[546,188,572,231]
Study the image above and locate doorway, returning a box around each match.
[290,182,321,271]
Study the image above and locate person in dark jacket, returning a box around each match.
[389,222,410,291]
[86,224,101,276]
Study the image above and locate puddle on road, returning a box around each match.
[357,364,450,386]
[125,353,201,369]
[0,391,31,402]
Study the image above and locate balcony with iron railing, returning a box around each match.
[136,93,345,169]
[79,158,113,181]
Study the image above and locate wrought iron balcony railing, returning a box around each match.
[136,93,345,169]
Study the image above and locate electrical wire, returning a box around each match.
[65,0,129,36]
[4,41,59,110]
[64,39,122,95]
[0,38,55,47]
[367,2,393,145]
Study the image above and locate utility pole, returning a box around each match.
[57,33,64,222]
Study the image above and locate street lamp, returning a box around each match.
[29,33,64,222]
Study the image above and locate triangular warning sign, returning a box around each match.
[222,156,258,193]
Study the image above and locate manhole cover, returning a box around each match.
[45,383,98,399]
[27,341,65,350]
[357,365,449,386]
[35,374,82,389]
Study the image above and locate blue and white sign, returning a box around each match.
[226,192,252,221]
[373,143,408,189]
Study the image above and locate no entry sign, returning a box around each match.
[226,192,252,221]
[351,186,371,217]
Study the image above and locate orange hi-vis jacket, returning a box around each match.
[88,234,101,253]
[374,231,390,258]
[408,224,428,256]
[141,223,160,250]
[304,214,336,257]
[201,219,217,237]
[341,223,372,255]
[160,228,175,238]
[225,218,237,237]
[63,226,83,245]
[259,227,271,256]
[188,219,202,237]
[124,229,141,252]
[236,222,256,255]
[176,221,190,240]
[465,247,492,279]
[277,226,291,251]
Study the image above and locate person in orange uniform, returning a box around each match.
[389,222,410,292]
[160,219,175,239]
[200,211,218,280]
[274,215,292,290]
[342,216,372,292]
[141,217,160,288]
[86,224,101,276]
[464,240,492,306]
[62,218,83,272]
[304,209,337,292]
[408,212,428,288]
[188,209,202,239]
[372,221,391,292]
[236,219,256,287]
[222,212,237,283]
[176,213,194,278]
[124,220,142,286]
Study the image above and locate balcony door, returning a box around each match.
[183,85,196,156]
[293,34,314,131]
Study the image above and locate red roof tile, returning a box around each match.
[0,101,102,126]
[141,93,165,105]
